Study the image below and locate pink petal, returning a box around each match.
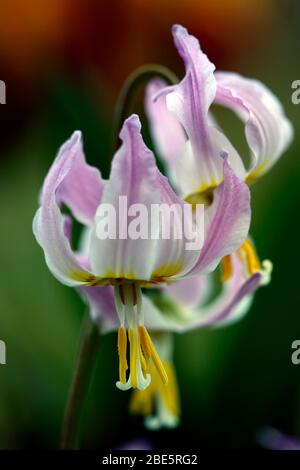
[165,274,211,309]
[33,132,97,286]
[54,133,103,225]
[144,253,263,332]
[145,78,186,173]
[89,115,200,282]
[89,115,161,281]
[215,72,293,182]
[78,285,118,332]
[165,25,244,195]
[187,155,250,276]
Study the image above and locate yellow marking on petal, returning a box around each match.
[184,182,217,208]
[139,326,168,385]
[221,255,233,283]
[151,262,184,279]
[245,161,270,185]
[69,271,109,286]
[103,269,139,281]
[239,240,261,275]
[195,179,219,195]
[117,326,128,384]
[70,271,95,282]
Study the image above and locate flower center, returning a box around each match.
[114,283,168,391]
[184,186,215,208]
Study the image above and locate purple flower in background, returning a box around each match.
[115,438,153,451]
[259,427,300,451]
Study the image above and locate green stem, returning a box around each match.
[111,64,178,152]
[60,311,100,449]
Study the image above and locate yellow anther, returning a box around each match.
[140,348,148,374]
[129,361,180,422]
[117,326,128,384]
[139,326,168,385]
[138,325,152,359]
[239,240,261,275]
[163,362,180,417]
[221,255,233,283]
[130,384,153,416]
[128,328,138,389]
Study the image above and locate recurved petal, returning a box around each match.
[145,78,186,172]
[143,253,270,333]
[165,25,244,195]
[54,132,103,225]
[187,155,251,276]
[77,285,118,333]
[165,273,212,309]
[215,72,294,183]
[33,132,95,286]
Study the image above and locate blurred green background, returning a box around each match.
[0,0,299,449]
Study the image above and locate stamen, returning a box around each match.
[119,284,126,304]
[131,283,138,306]
[114,285,125,325]
[239,240,261,275]
[115,283,165,392]
[130,385,153,415]
[221,255,233,282]
[128,328,138,388]
[140,347,147,374]
[163,362,180,417]
[129,360,180,430]
[139,326,168,385]
[117,326,128,384]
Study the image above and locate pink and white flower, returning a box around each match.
[33,114,250,393]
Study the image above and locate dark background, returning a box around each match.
[0,0,299,449]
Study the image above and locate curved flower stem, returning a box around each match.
[111,64,179,153]
[60,311,100,450]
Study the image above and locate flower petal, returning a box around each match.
[145,78,186,170]
[215,72,293,182]
[164,24,244,195]
[33,132,96,286]
[165,274,212,309]
[149,171,201,280]
[78,285,118,332]
[144,253,269,333]
[187,155,250,275]
[89,115,161,281]
[259,428,300,451]
[54,133,103,225]
[90,114,202,282]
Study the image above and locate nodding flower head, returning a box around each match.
[33,112,251,391]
